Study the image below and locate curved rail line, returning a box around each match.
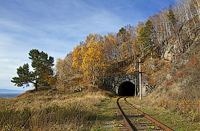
[117,97,174,131]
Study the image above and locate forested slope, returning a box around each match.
[55,0,199,88]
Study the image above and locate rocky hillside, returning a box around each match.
[147,32,199,99]
[132,18,200,122]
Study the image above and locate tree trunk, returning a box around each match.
[35,81,38,91]
[196,0,200,20]
[93,75,95,85]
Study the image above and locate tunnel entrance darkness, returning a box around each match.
[118,81,135,96]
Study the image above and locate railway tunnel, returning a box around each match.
[118,81,135,96]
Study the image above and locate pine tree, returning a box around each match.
[167,9,178,31]
[11,49,54,91]
[137,20,154,52]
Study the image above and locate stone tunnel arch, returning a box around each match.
[118,81,135,96]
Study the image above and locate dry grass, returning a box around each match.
[126,97,200,131]
[0,88,108,131]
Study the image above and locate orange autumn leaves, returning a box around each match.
[72,35,106,81]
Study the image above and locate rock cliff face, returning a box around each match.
[141,16,200,97]
[163,15,200,62]
[145,33,199,99]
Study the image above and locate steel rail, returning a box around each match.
[116,97,137,131]
[124,97,174,131]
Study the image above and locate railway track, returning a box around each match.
[117,97,174,131]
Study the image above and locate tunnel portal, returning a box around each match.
[118,81,135,96]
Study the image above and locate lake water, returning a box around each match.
[0,93,21,98]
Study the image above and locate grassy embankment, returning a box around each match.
[0,85,110,131]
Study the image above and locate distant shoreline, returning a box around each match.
[0,93,22,98]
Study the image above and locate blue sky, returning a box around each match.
[0,0,174,92]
